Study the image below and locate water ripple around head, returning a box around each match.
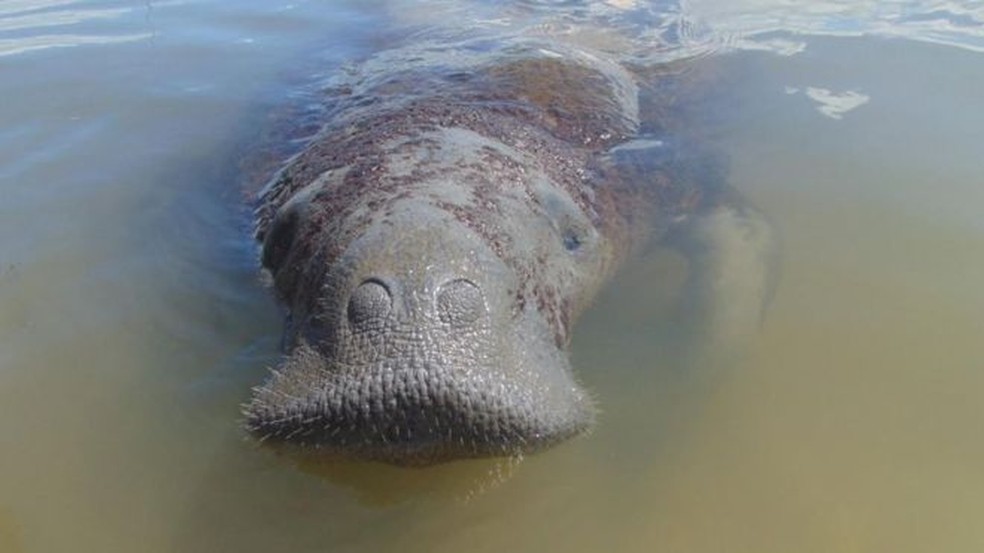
[685,0,984,56]
[0,0,155,57]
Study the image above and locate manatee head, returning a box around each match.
[244,131,611,465]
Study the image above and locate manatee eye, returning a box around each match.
[261,203,303,273]
[563,229,583,252]
[536,187,593,254]
[562,224,592,253]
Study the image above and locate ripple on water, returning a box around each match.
[0,1,158,57]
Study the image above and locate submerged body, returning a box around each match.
[244,35,777,465]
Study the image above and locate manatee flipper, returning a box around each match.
[663,198,780,362]
[604,137,780,363]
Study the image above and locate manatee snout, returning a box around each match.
[245,212,594,465]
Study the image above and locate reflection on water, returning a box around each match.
[689,0,984,55]
[1,1,983,552]
[0,1,153,56]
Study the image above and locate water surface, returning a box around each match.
[1,1,983,552]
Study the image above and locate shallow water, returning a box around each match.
[1,1,983,552]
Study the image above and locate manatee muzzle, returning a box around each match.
[245,217,594,465]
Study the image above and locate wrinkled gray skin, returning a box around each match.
[243,37,779,466]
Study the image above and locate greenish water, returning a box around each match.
[1,1,983,552]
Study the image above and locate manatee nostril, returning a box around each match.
[437,278,485,325]
[347,279,392,327]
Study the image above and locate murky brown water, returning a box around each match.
[1,1,983,552]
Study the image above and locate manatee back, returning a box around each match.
[250,2,733,242]
[253,37,643,235]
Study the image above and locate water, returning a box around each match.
[1,1,983,552]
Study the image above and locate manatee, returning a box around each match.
[243,31,778,466]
